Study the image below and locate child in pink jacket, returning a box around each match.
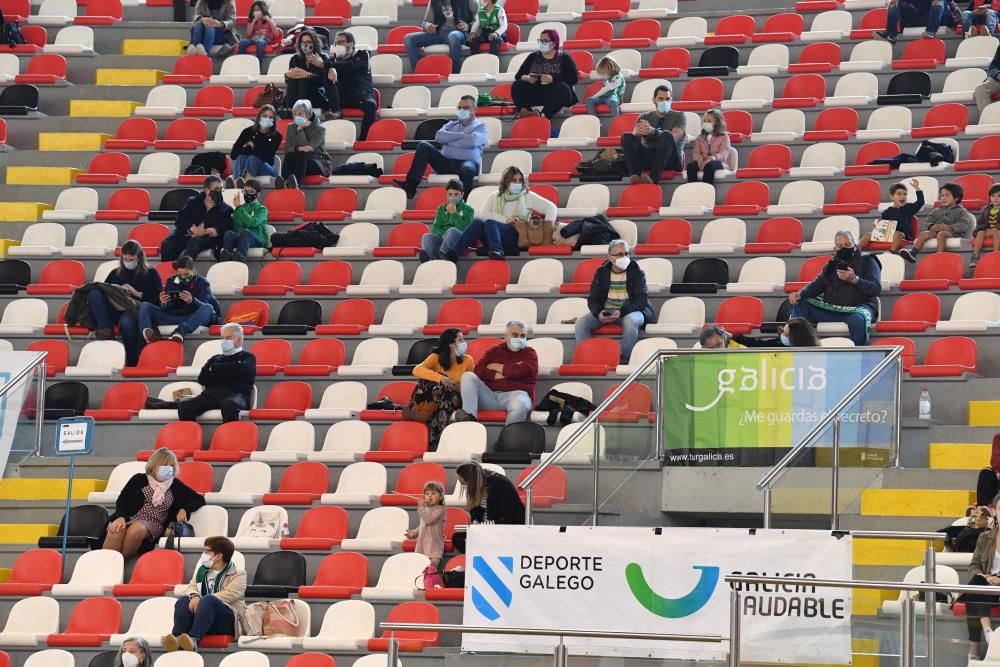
[686,108,731,185]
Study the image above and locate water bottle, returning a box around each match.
[281,521,290,537]
[918,388,932,420]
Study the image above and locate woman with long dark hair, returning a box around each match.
[732,317,820,348]
[238,0,278,67]
[188,0,237,56]
[408,328,475,445]
[452,462,526,552]
[228,104,281,182]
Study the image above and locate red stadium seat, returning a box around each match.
[379,25,423,54]
[713,181,768,216]
[0,24,44,53]
[43,302,89,337]
[466,337,501,362]
[401,55,451,84]
[910,337,978,377]
[498,116,551,148]
[314,298,375,335]
[381,462,446,506]
[105,118,158,150]
[242,261,300,296]
[285,338,345,376]
[15,54,66,84]
[955,136,1000,172]
[898,252,963,291]
[566,50,593,78]
[789,41,841,74]
[516,465,567,508]
[0,549,61,596]
[121,340,183,377]
[74,0,122,24]
[640,47,691,78]
[375,222,429,256]
[248,381,312,420]
[911,103,968,138]
[722,110,752,143]
[673,77,723,111]
[744,217,802,253]
[874,293,941,332]
[307,0,350,24]
[601,383,653,423]
[209,299,269,334]
[184,85,234,117]
[844,141,900,177]
[823,179,881,215]
[153,118,206,151]
[84,382,148,421]
[610,17,660,47]
[76,152,130,184]
[139,421,203,461]
[96,188,151,221]
[703,14,755,44]
[354,118,406,151]
[177,460,213,493]
[424,298,482,334]
[425,554,466,601]
[955,173,995,210]
[893,38,945,70]
[263,189,305,222]
[564,20,613,49]
[452,260,510,294]
[294,261,352,296]
[287,655,337,667]
[607,183,661,217]
[871,337,917,372]
[560,257,606,294]
[193,421,259,462]
[960,252,1000,290]
[504,0,538,20]
[27,340,68,377]
[804,107,858,142]
[851,7,886,39]
[360,382,417,421]
[249,338,292,376]
[367,602,439,652]
[163,54,212,85]
[280,506,350,551]
[233,85,266,116]
[596,113,640,147]
[47,597,121,646]
[752,12,803,42]
[0,0,29,21]
[298,544,372,596]
[303,188,357,221]
[582,0,627,20]
[773,73,825,108]
[402,188,446,221]
[364,421,428,462]
[635,218,691,255]
[532,149,582,182]
[735,144,791,179]
[27,260,85,295]
[378,151,425,185]
[263,461,328,505]
[123,223,169,257]
[559,338,620,376]
[112,549,185,596]
[713,296,764,334]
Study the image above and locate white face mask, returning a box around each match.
[702,121,714,133]
[507,337,527,352]
[332,44,347,58]
[613,256,631,271]
[455,341,468,357]
[507,183,523,195]
[121,652,140,667]
[259,116,274,129]
[220,339,239,355]
[198,553,214,569]
[123,259,138,271]
[656,100,671,114]
[155,466,174,482]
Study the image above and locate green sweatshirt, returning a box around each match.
[431,201,474,236]
[233,200,269,246]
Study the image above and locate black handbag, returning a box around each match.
[442,570,465,588]
[164,520,195,551]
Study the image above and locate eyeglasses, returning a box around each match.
[610,251,627,258]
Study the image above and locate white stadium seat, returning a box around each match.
[110,596,176,647]
[0,596,61,646]
[688,217,746,254]
[839,40,893,72]
[341,506,409,552]
[304,383,368,421]
[237,600,311,648]
[42,187,99,222]
[506,258,564,295]
[801,10,850,41]
[63,223,118,257]
[321,460,386,506]
[337,338,398,376]
[136,85,187,117]
[660,182,714,216]
[26,650,76,667]
[767,180,825,215]
[616,337,677,375]
[345,259,405,296]
[530,382,592,423]
[210,55,260,85]
[528,337,565,375]
[205,461,272,506]
[646,297,706,335]
[302,600,375,651]
[657,16,706,46]
[368,298,428,334]
[726,256,787,293]
[251,421,316,463]
[721,75,774,110]
[380,86,431,119]
[450,53,499,83]
[399,260,457,296]
[936,292,1000,332]
[127,152,181,185]
[752,109,805,143]
[856,106,912,140]
[88,461,146,504]
[64,340,126,377]
[325,222,380,257]
[8,222,66,256]
[825,72,879,107]
[204,261,249,295]
[311,421,373,463]
[0,299,48,334]
[351,187,407,222]
[361,552,430,600]
[478,298,538,335]
[801,216,860,253]
[534,297,588,335]
[424,421,487,463]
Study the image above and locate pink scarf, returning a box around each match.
[146,475,173,507]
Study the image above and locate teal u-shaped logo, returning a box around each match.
[626,563,719,618]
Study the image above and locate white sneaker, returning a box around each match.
[186,44,196,55]
[194,44,207,56]
[985,627,994,645]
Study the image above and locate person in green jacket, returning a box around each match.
[420,179,474,263]
[220,178,269,262]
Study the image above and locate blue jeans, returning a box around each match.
[191,21,229,51]
[87,290,141,364]
[791,301,875,346]
[586,96,620,117]
[964,9,998,32]
[406,141,478,198]
[139,301,215,336]
[404,29,468,73]
[238,37,268,65]
[222,229,263,258]
[232,154,276,178]
[421,228,463,257]
[454,217,518,255]
[173,594,235,641]
[575,310,645,361]
[885,0,949,36]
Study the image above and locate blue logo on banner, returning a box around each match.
[471,555,514,621]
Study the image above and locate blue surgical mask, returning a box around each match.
[455,341,468,357]
[294,116,307,126]
[507,337,527,352]
[220,339,237,355]
[537,41,551,53]
[456,108,471,121]
[155,466,174,482]
[508,183,523,195]
[259,116,274,129]
[656,100,671,114]
[122,259,138,271]
[780,334,791,347]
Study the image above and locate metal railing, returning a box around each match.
[0,351,47,467]
[757,346,903,530]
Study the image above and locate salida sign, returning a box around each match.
[463,526,853,663]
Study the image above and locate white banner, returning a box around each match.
[462,526,852,663]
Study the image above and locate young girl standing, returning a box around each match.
[407,481,446,571]
[586,56,625,117]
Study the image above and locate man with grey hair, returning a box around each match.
[575,240,654,363]
[178,322,256,423]
[456,319,537,424]
[789,229,882,346]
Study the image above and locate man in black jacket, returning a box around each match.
[326,31,378,141]
[575,240,655,364]
[178,323,257,423]
[160,176,234,261]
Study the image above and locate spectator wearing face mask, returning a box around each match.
[730,317,820,348]
[326,31,378,141]
[575,240,654,364]
[160,175,234,262]
[238,0,278,67]
[228,104,281,181]
[178,322,257,423]
[789,229,882,346]
[102,447,206,560]
[686,109,730,184]
[187,0,237,56]
[221,179,269,262]
[284,28,334,115]
[697,326,746,350]
[622,83,686,184]
[277,98,332,190]
[138,255,221,345]
[420,178,474,262]
[510,29,578,119]
[115,637,153,667]
[455,319,537,424]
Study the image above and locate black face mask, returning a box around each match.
[210,190,223,203]
[835,246,856,263]
[243,191,258,203]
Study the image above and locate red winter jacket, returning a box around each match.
[473,342,539,402]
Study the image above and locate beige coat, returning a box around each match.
[184,564,249,636]
[415,503,446,562]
